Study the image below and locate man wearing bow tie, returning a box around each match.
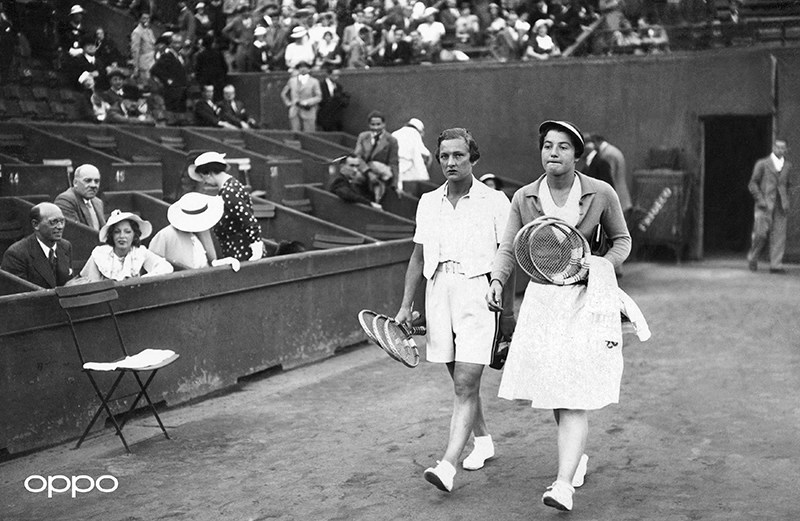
[1,203,74,289]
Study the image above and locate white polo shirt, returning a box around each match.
[414,177,510,279]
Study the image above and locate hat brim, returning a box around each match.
[99,212,153,242]
[168,195,224,233]
[538,120,585,157]
[188,164,204,182]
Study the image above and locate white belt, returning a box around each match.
[436,261,465,274]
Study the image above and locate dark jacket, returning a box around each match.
[328,173,372,205]
[1,234,73,288]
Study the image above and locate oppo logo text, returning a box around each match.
[24,474,119,498]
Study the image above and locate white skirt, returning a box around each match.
[497,281,624,410]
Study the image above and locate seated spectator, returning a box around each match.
[194,84,239,128]
[525,18,560,60]
[219,84,259,129]
[455,5,480,45]
[59,4,88,58]
[439,0,461,47]
[488,18,521,62]
[346,26,374,68]
[188,152,265,262]
[194,2,215,42]
[78,210,173,283]
[550,0,585,51]
[309,12,338,47]
[328,154,382,208]
[149,192,241,271]
[408,30,431,64]
[284,25,316,70]
[612,18,643,54]
[381,26,413,66]
[55,163,106,231]
[1,203,74,289]
[103,68,141,106]
[107,93,157,126]
[637,16,669,53]
[66,33,103,91]
[95,27,125,73]
[74,72,112,123]
[315,29,342,69]
[416,7,445,62]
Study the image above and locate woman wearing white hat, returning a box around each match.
[284,25,316,70]
[79,210,173,282]
[149,192,241,271]
[189,152,264,262]
[525,18,560,60]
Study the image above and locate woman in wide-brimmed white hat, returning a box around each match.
[78,210,173,282]
[148,192,241,271]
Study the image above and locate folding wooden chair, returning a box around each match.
[55,280,180,453]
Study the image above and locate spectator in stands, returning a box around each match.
[149,193,241,272]
[102,68,140,106]
[188,152,265,262]
[280,62,322,131]
[94,28,125,73]
[637,16,669,53]
[195,2,215,42]
[66,33,103,91]
[219,84,259,129]
[315,29,342,68]
[380,26,413,66]
[309,11,337,48]
[439,0,461,47]
[525,18,560,60]
[151,32,190,113]
[341,8,368,58]
[594,0,625,54]
[612,18,643,54]
[78,210,173,283]
[284,26,316,70]
[222,1,256,72]
[1,203,74,289]
[346,26,374,68]
[455,5,481,45]
[195,34,229,100]
[59,4,88,58]
[177,1,197,44]
[195,84,239,128]
[354,110,399,203]
[262,5,291,70]
[417,7,445,62]
[55,164,106,231]
[247,25,271,72]
[131,12,156,85]
[328,154,382,208]
[84,77,112,123]
[488,18,520,62]
[107,92,158,126]
[550,0,586,51]
[317,66,349,131]
[392,117,431,192]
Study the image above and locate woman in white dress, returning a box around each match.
[486,120,631,512]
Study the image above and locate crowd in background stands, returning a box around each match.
[0,0,671,126]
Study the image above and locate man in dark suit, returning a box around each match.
[328,154,382,208]
[579,138,614,187]
[54,164,106,231]
[194,84,238,128]
[1,203,73,289]
[747,138,792,273]
[381,27,413,66]
[354,110,399,203]
[219,84,258,129]
[317,66,349,131]
[66,33,104,92]
[102,68,140,106]
[150,32,190,112]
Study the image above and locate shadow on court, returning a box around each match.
[2,259,799,521]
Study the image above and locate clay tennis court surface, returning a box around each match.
[2,258,798,521]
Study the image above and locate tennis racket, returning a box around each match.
[514,216,590,285]
[358,309,425,367]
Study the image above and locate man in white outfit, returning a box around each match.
[391,117,431,192]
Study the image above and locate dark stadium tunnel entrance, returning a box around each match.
[701,115,773,255]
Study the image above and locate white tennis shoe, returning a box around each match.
[572,453,588,487]
[462,435,495,470]
[542,480,575,511]
[423,460,455,492]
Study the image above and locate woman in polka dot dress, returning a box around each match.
[188,152,264,262]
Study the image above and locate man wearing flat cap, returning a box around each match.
[55,164,106,231]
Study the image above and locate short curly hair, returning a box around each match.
[435,128,480,163]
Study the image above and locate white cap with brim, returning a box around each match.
[167,193,224,233]
[99,209,153,242]
[189,151,228,181]
[538,120,585,157]
[407,118,424,133]
[70,5,85,15]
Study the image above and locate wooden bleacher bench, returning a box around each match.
[283,139,302,149]
[0,134,26,150]
[87,135,118,153]
[223,138,246,148]
[160,136,186,149]
[252,202,276,218]
[131,155,161,163]
[281,198,313,213]
[364,223,415,240]
[311,234,365,249]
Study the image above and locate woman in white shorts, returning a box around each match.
[395,128,510,493]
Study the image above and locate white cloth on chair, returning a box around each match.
[83,349,177,371]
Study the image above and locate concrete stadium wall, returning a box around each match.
[0,240,412,455]
[233,46,800,260]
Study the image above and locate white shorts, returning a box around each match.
[424,264,496,365]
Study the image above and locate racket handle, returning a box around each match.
[409,326,426,336]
